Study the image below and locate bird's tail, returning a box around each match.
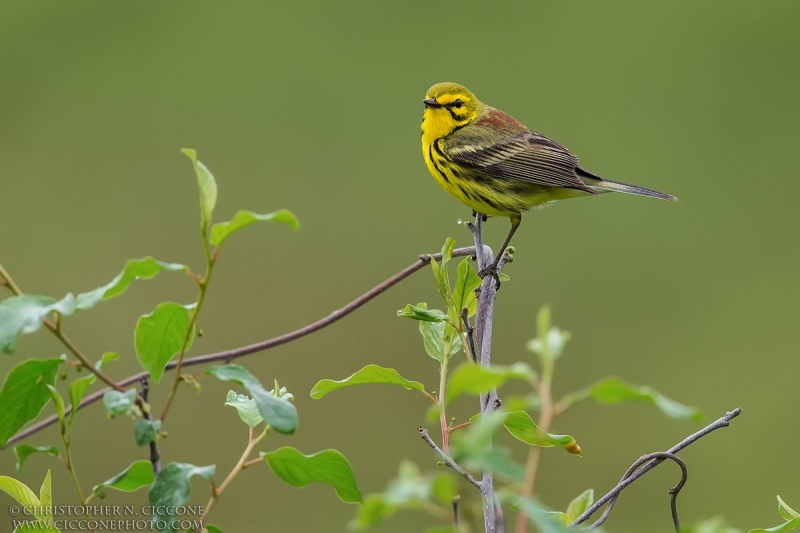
[576,167,677,202]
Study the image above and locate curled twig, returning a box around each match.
[590,451,686,531]
[571,407,742,528]
[418,427,480,488]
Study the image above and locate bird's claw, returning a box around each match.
[478,263,502,290]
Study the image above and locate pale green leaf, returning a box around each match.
[39,470,52,517]
[103,389,137,417]
[452,258,481,317]
[149,462,215,532]
[0,357,63,446]
[419,319,462,362]
[502,411,582,455]
[749,519,800,533]
[45,384,66,436]
[205,365,297,434]
[262,447,362,503]
[210,209,299,247]
[224,390,263,428]
[445,363,535,403]
[566,489,594,521]
[135,302,194,383]
[0,295,75,353]
[181,148,217,230]
[568,377,703,422]
[134,419,162,446]
[310,364,424,399]
[0,474,41,513]
[397,303,447,322]
[68,374,96,427]
[75,257,186,310]
[779,496,800,521]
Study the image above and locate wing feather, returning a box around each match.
[444,113,598,194]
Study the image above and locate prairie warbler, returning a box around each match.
[421,82,676,282]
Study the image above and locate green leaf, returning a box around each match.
[431,238,456,304]
[450,410,524,481]
[351,494,396,529]
[431,473,457,506]
[205,365,297,434]
[565,489,594,521]
[181,148,217,231]
[149,462,215,532]
[749,519,800,533]
[224,390,263,428]
[445,363,535,403]
[262,447,362,503]
[397,303,447,322]
[311,364,424,399]
[93,460,155,494]
[206,527,224,533]
[0,295,75,353]
[96,351,120,370]
[135,302,194,383]
[0,474,41,513]
[568,377,704,422]
[452,258,481,317]
[503,411,582,455]
[419,319,462,362]
[14,445,59,472]
[210,209,299,247]
[0,357,62,446]
[68,374,96,427]
[684,516,741,533]
[426,528,457,533]
[103,389,137,417]
[39,470,52,517]
[508,497,570,533]
[45,384,66,436]
[75,257,186,310]
[134,419,162,446]
[779,496,800,521]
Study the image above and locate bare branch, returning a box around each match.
[1,246,476,449]
[139,377,161,475]
[418,427,480,488]
[570,407,743,528]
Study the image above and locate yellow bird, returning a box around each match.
[421,82,676,281]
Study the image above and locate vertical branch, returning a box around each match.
[469,212,505,533]
[140,377,161,475]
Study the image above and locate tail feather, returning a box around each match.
[576,166,677,202]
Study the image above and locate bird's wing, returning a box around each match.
[444,110,598,194]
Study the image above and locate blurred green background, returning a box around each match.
[1,1,799,531]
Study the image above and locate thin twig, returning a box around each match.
[590,452,686,531]
[139,377,161,475]
[453,496,461,527]
[461,307,477,363]
[1,246,476,449]
[570,407,743,527]
[418,427,480,488]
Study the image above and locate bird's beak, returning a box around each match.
[423,98,442,108]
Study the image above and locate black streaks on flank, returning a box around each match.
[476,193,502,212]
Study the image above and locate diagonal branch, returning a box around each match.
[570,407,743,528]
[1,246,476,449]
[419,427,480,488]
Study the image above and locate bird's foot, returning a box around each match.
[478,262,502,290]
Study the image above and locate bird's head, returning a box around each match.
[422,82,484,141]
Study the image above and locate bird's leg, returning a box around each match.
[478,219,520,287]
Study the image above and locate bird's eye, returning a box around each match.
[454,99,464,108]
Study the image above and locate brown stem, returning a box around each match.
[2,246,475,449]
